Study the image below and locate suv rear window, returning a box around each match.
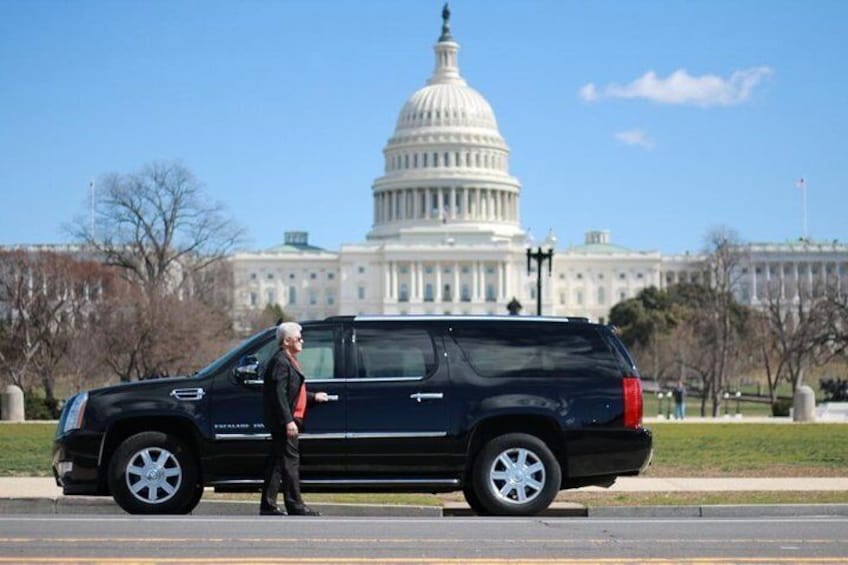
[451,323,618,379]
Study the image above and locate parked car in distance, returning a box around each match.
[53,315,652,516]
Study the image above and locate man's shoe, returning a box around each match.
[259,507,286,516]
[287,505,321,516]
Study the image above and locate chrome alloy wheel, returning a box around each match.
[125,447,183,504]
[487,447,546,505]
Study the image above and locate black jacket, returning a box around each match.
[262,349,316,434]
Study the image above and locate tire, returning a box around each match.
[108,431,199,515]
[462,482,490,516]
[471,433,561,516]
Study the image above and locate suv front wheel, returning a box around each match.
[471,433,561,516]
[108,431,200,514]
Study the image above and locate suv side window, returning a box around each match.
[451,323,617,378]
[354,326,436,379]
[299,327,336,380]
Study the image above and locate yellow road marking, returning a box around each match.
[0,559,847,564]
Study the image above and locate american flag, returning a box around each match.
[795,177,806,189]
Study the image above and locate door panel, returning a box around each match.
[346,324,450,475]
[207,324,345,482]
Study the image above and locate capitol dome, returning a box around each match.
[368,7,523,243]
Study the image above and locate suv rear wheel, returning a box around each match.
[108,431,200,514]
[471,433,561,516]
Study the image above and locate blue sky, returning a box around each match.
[1,0,846,254]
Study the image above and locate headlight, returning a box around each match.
[61,392,88,434]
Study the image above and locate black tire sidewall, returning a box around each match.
[471,433,561,516]
[108,431,199,515]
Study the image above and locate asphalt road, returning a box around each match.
[1,515,847,563]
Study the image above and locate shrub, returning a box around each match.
[24,393,60,420]
[771,398,792,417]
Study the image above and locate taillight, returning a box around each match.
[622,376,643,429]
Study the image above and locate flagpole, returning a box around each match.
[796,178,807,240]
[802,181,807,240]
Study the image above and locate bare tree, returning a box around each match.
[70,161,244,382]
[673,228,751,416]
[758,277,848,403]
[75,161,245,295]
[0,248,110,411]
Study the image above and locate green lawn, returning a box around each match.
[646,422,848,477]
[0,423,55,477]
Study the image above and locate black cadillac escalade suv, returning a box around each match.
[53,315,652,516]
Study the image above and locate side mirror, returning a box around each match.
[233,355,262,385]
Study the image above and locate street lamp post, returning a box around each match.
[526,245,554,316]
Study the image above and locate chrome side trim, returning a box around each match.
[346,431,447,439]
[209,478,460,487]
[303,478,460,486]
[306,376,424,384]
[214,431,446,441]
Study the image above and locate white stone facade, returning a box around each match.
[229,13,848,325]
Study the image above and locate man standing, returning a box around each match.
[672,379,686,420]
[260,321,328,516]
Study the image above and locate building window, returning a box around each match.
[485,284,496,302]
[309,291,317,305]
[267,273,274,280]
[576,290,583,305]
[620,290,627,301]
[289,273,295,280]
[358,285,366,300]
[598,287,606,305]
[443,284,452,302]
[425,266,433,274]
[358,266,365,274]
[461,266,469,274]
[328,272,335,280]
[399,266,409,274]
[250,292,258,307]
[619,273,626,280]
[327,291,335,306]
[266,290,275,305]
[424,283,434,302]
[559,273,565,280]
[559,293,565,305]
[399,283,409,302]
[250,273,257,280]
[576,273,583,280]
[288,286,296,305]
[485,266,495,274]
[310,273,317,280]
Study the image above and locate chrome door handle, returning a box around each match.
[325,394,339,402]
[410,392,444,403]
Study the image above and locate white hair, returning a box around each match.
[276,321,302,343]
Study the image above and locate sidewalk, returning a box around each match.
[2,476,847,517]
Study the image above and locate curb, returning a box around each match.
[4,497,848,518]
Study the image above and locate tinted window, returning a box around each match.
[354,326,436,379]
[451,323,616,378]
[238,327,336,381]
[299,328,335,380]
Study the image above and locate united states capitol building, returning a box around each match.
[229,9,848,326]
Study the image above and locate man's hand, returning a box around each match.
[314,392,329,403]
[286,421,298,439]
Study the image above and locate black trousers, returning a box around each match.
[260,430,304,512]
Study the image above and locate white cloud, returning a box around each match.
[578,83,598,102]
[615,129,655,150]
[579,67,773,107]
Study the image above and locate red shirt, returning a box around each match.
[287,352,307,420]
